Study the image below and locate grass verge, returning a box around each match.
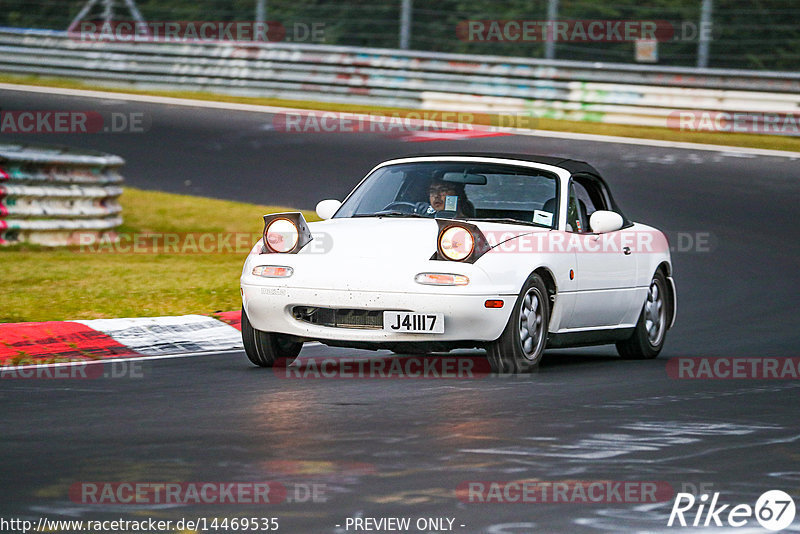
[1,73,798,153]
[0,187,317,323]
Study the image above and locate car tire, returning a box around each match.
[241,306,303,367]
[486,273,549,373]
[616,271,669,360]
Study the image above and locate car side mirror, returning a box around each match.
[315,199,342,220]
[589,210,624,233]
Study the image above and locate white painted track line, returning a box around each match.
[1,341,324,371]
[2,348,244,371]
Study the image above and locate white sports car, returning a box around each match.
[240,153,676,373]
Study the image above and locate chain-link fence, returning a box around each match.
[2,0,798,70]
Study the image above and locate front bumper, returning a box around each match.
[241,284,513,343]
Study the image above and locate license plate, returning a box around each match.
[383,312,444,334]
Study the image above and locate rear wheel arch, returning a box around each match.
[655,261,675,329]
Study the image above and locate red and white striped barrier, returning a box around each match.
[0,311,243,365]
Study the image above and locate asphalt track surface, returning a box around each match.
[1,88,800,533]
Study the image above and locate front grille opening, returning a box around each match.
[293,306,385,329]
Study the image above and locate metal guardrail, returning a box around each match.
[0,143,124,245]
[0,27,798,133]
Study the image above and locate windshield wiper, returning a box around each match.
[464,217,552,229]
[352,211,428,218]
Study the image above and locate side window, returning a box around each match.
[573,181,598,215]
[566,183,590,233]
[571,176,617,232]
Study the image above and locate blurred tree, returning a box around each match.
[1,0,797,70]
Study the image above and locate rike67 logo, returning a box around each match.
[668,490,796,531]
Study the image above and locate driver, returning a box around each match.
[383,179,471,217]
[424,179,469,216]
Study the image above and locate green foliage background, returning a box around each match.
[2,0,798,69]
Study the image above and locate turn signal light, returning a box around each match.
[252,265,294,278]
[415,273,469,286]
[484,300,504,308]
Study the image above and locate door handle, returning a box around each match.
[623,246,632,255]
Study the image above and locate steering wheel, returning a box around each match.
[381,201,424,214]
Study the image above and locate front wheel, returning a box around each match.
[241,306,303,367]
[616,271,668,360]
[486,273,550,373]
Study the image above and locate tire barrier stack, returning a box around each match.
[0,143,123,246]
[0,27,798,134]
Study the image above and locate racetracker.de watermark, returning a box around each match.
[0,111,150,134]
[667,111,800,136]
[0,361,144,380]
[667,357,800,380]
[69,482,289,505]
[275,356,491,379]
[457,480,674,503]
[72,230,712,255]
[481,230,711,254]
[457,20,712,42]
[71,21,325,43]
[272,111,539,134]
[75,232,263,254]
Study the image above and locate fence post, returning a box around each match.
[255,0,267,24]
[545,0,559,60]
[399,0,412,50]
[697,0,712,68]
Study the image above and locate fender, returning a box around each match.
[667,275,677,329]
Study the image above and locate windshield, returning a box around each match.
[334,161,559,228]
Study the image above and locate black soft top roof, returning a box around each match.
[396,152,601,176]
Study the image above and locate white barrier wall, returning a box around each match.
[0,28,798,134]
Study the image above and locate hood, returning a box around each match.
[304,217,440,260]
[304,217,549,259]
[247,216,549,293]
